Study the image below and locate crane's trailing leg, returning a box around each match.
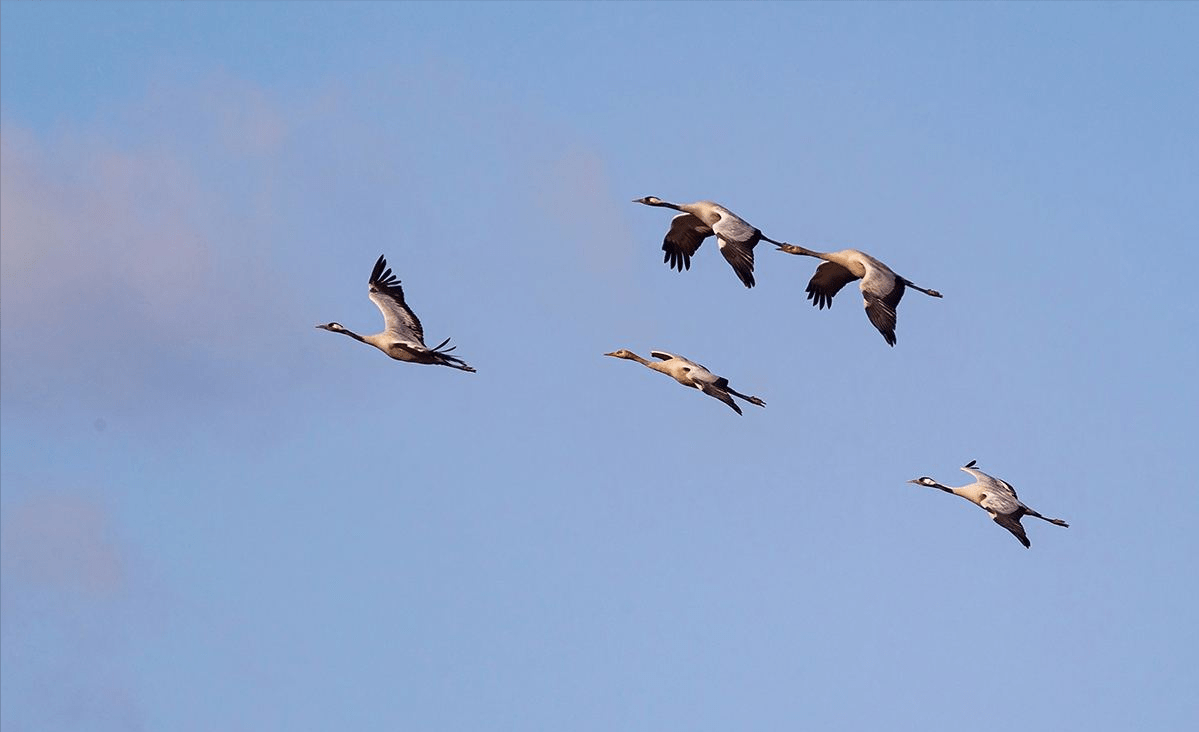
[1025,509,1069,527]
[726,387,766,408]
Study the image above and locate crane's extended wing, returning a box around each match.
[967,464,1023,519]
[367,255,427,347]
[650,351,708,372]
[698,382,743,415]
[996,476,1020,499]
[662,214,713,273]
[978,489,1021,517]
[993,514,1031,548]
[806,261,857,309]
[961,465,1021,500]
[711,213,760,288]
[861,265,906,347]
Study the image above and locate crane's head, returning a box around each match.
[604,349,636,360]
[908,477,939,488]
[316,322,346,333]
[632,196,663,206]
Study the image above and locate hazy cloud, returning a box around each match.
[0,493,124,596]
[0,75,304,415]
[1,125,213,332]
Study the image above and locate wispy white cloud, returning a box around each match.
[0,68,294,337]
[0,75,300,414]
[0,126,213,330]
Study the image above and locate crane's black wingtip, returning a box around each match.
[370,254,389,283]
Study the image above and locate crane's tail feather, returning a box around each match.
[439,356,476,373]
[430,337,476,373]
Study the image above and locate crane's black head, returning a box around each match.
[316,322,346,332]
[908,477,939,487]
[632,196,663,206]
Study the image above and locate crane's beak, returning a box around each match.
[603,351,618,357]
[906,479,920,484]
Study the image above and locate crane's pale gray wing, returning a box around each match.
[698,382,743,415]
[707,210,759,287]
[710,211,759,245]
[662,214,712,273]
[978,489,1021,516]
[862,268,905,346]
[961,467,1019,499]
[651,351,708,372]
[368,255,427,346]
[806,261,857,309]
[996,476,1020,499]
[707,210,758,288]
[993,514,1031,548]
[858,263,901,347]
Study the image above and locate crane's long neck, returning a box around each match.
[625,351,654,367]
[776,243,828,260]
[337,328,367,344]
[925,480,958,495]
[648,199,683,212]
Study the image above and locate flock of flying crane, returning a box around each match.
[316,195,1070,549]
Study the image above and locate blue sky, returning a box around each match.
[2,2,1197,730]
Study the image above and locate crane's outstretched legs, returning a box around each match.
[727,387,766,409]
[1025,508,1069,527]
